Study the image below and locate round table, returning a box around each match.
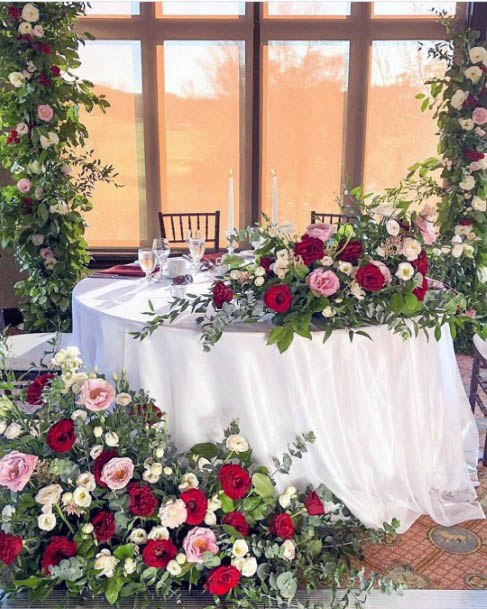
[72,274,484,533]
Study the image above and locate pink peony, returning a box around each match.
[415,217,437,245]
[100,457,134,490]
[306,269,340,297]
[183,527,219,563]
[37,104,53,122]
[0,451,38,492]
[16,178,31,193]
[472,107,487,125]
[371,260,392,284]
[305,223,334,243]
[78,378,115,411]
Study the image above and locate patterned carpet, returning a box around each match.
[363,355,487,590]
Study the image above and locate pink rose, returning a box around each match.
[371,260,392,284]
[0,451,38,492]
[79,378,115,411]
[305,223,334,243]
[100,457,134,490]
[40,247,54,260]
[474,127,486,137]
[306,269,340,297]
[37,104,53,122]
[183,527,218,563]
[415,217,437,245]
[16,178,31,193]
[472,107,487,125]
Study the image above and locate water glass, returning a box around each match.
[152,237,170,281]
[187,230,206,271]
[138,248,156,282]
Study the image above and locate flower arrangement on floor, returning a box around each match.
[0,346,399,607]
[0,3,117,331]
[135,203,483,353]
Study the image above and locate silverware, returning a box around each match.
[89,273,141,280]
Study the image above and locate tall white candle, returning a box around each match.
[228,168,235,235]
[271,169,278,224]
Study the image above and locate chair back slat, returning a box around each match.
[157,211,221,253]
[311,211,356,227]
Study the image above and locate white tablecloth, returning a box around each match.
[72,275,484,532]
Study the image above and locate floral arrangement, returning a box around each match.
[0,2,116,331]
[0,345,399,607]
[135,205,482,353]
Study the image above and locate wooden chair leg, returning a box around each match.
[469,351,480,413]
[483,434,487,467]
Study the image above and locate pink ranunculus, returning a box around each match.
[306,269,340,297]
[37,104,54,122]
[371,260,392,284]
[16,178,31,193]
[472,107,487,125]
[78,378,115,412]
[415,217,437,245]
[100,457,134,490]
[305,223,335,243]
[183,527,219,564]
[0,451,38,492]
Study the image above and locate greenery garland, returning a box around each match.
[0,2,116,332]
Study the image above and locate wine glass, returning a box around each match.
[187,230,206,272]
[152,237,170,282]
[250,228,265,251]
[138,248,156,283]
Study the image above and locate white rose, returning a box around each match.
[465,66,483,84]
[479,266,487,283]
[93,426,103,438]
[395,262,415,281]
[386,219,400,236]
[159,499,187,529]
[35,484,62,506]
[150,462,163,476]
[5,422,22,439]
[124,557,136,575]
[31,233,44,246]
[350,281,365,301]
[71,409,88,422]
[401,237,421,261]
[32,24,44,37]
[226,434,249,453]
[337,260,353,275]
[178,473,199,491]
[38,512,56,531]
[167,560,182,576]
[459,118,475,131]
[472,196,486,212]
[241,556,257,577]
[2,505,15,521]
[320,256,333,267]
[163,466,173,476]
[94,549,119,578]
[22,3,40,22]
[254,276,265,287]
[18,21,32,35]
[143,469,160,484]
[90,445,103,459]
[8,72,25,88]
[16,122,29,136]
[232,557,245,572]
[77,472,96,492]
[281,539,296,561]
[115,392,132,406]
[469,46,487,64]
[105,432,119,447]
[232,540,249,558]
[129,528,148,545]
[204,511,217,526]
[321,306,336,318]
[459,175,476,191]
[148,526,169,540]
[155,446,165,459]
[82,523,94,535]
[73,486,92,508]
[452,244,464,258]
[450,89,468,110]
[254,266,266,277]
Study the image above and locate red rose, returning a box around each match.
[92,449,119,487]
[219,464,251,500]
[356,264,386,292]
[38,73,52,87]
[459,218,473,226]
[26,373,54,405]
[41,537,77,575]
[263,284,293,313]
[462,95,478,109]
[50,65,61,76]
[269,513,295,539]
[91,511,115,543]
[411,249,428,276]
[180,488,208,525]
[465,150,484,162]
[205,565,240,596]
[222,511,249,536]
[413,277,429,302]
[130,402,163,424]
[6,130,19,145]
[18,34,32,42]
[33,41,51,55]
[142,539,177,569]
[127,482,158,517]
[0,531,22,565]
[337,239,363,264]
[212,281,233,309]
[294,235,324,267]
[47,418,76,453]
[304,491,325,516]
[22,197,34,214]
[259,256,274,274]
[7,6,21,20]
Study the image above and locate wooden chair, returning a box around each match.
[158,211,221,253]
[0,307,23,331]
[469,334,487,466]
[310,211,356,227]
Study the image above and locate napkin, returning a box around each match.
[96,264,159,278]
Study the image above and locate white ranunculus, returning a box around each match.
[73,486,92,508]
[124,557,136,575]
[167,560,182,576]
[281,539,296,561]
[159,499,187,529]
[401,237,421,262]
[77,472,96,491]
[35,484,62,506]
[5,422,22,439]
[18,21,32,35]
[241,557,257,577]
[148,525,169,540]
[469,46,487,64]
[459,118,475,131]
[94,549,119,578]
[459,175,476,191]
[93,426,103,438]
[178,473,199,491]
[31,233,44,246]
[452,244,464,258]
[38,512,56,531]
[322,306,336,318]
[450,89,468,110]
[472,196,486,212]
[337,260,353,275]
[226,434,249,453]
[204,511,217,526]
[232,539,249,558]
[71,409,88,422]
[464,66,483,84]
[395,262,415,281]
[386,219,400,236]
[22,3,40,22]
[254,276,265,287]
[90,445,103,459]
[82,523,94,535]
[115,392,132,406]
[8,72,25,88]
[129,528,148,545]
[105,432,119,447]
[143,469,160,484]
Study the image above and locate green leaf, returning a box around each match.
[252,472,275,498]
[219,493,235,513]
[190,442,218,459]
[105,578,122,605]
[113,544,135,560]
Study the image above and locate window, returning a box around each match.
[77,2,464,251]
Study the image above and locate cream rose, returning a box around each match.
[459,175,476,190]
[22,3,40,22]
[115,392,132,406]
[464,66,483,84]
[226,434,249,453]
[472,196,486,212]
[178,473,199,491]
[450,89,468,110]
[469,46,487,64]
[94,549,119,578]
[129,528,148,545]
[459,118,475,131]
[35,484,62,506]
[18,21,32,35]
[159,499,187,529]
[401,237,421,262]
[38,512,56,531]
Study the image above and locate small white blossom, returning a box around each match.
[93,426,103,438]
[82,523,94,535]
[71,409,88,422]
[38,512,56,531]
[115,392,132,406]
[281,539,296,561]
[232,540,249,558]
[167,560,182,576]
[124,557,137,575]
[129,529,148,545]
[90,445,103,459]
[178,473,199,491]
[254,276,265,287]
[176,553,186,565]
[322,306,336,318]
[226,434,249,453]
[337,261,353,275]
[148,526,169,540]
[73,487,92,508]
[105,432,119,447]
[395,262,415,281]
[94,549,119,578]
[241,556,257,577]
[5,422,22,439]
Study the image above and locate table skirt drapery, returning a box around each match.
[72,277,484,533]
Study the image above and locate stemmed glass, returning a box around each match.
[187,230,206,272]
[138,248,156,283]
[152,237,170,282]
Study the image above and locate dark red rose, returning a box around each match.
[47,418,76,453]
[6,130,19,145]
[26,373,54,405]
[41,537,77,575]
[7,5,21,20]
[91,511,115,543]
[465,150,485,162]
[269,513,295,539]
[92,449,119,487]
[205,565,240,595]
[127,482,158,517]
[459,218,473,226]
[0,532,22,565]
[50,65,61,76]
[263,284,293,313]
[480,64,487,74]
[18,34,32,42]
[33,41,51,55]
[356,264,386,292]
[411,249,428,276]
[219,464,251,500]
[142,539,177,569]
[222,511,249,536]
[462,95,478,109]
[130,402,163,424]
[180,488,208,525]
[294,235,324,267]
[336,239,363,264]
[22,198,34,214]
[38,73,52,87]
[304,491,325,516]
[413,277,429,302]
[212,281,233,309]
[259,256,274,274]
